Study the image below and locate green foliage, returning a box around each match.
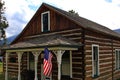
[0,0,9,45]
[0,62,3,73]
[0,62,4,80]
[0,73,4,80]
[68,10,79,16]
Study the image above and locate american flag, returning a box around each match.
[43,48,53,77]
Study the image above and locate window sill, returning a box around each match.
[92,75,99,78]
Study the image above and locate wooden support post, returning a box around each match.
[18,52,23,80]
[5,53,9,80]
[27,52,29,70]
[53,50,65,80]
[70,51,72,78]
[32,51,41,80]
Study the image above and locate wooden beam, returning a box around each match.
[25,28,82,39]
[6,47,78,53]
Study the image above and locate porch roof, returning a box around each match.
[4,34,82,52]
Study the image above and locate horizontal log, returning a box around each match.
[85,65,92,71]
[98,73,112,80]
[85,35,111,41]
[8,69,18,72]
[100,63,112,68]
[100,66,112,72]
[85,41,112,46]
[26,28,82,39]
[72,73,84,78]
[99,57,112,61]
[62,32,82,37]
[100,69,112,77]
[99,58,112,63]
[72,67,84,72]
[99,55,112,59]
[72,58,83,62]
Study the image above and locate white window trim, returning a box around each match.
[41,11,50,32]
[92,44,99,77]
[115,49,120,70]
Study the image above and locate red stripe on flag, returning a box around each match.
[43,52,53,77]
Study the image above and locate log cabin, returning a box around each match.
[2,3,120,80]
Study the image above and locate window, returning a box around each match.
[41,11,50,32]
[62,51,70,76]
[115,49,120,70]
[9,53,17,63]
[92,44,99,77]
[29,52,34,70]
[9,57,17,63]
[61,51,71,79]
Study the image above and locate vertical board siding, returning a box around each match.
[13,8,80,44]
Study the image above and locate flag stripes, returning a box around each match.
[43,48,53,77]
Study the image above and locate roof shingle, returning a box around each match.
[5,34,82,50]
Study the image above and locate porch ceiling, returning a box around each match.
[4,34,82,52]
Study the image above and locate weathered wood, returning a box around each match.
[3,3,120,80]
[84,29,117,80]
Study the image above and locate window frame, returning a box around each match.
[41,11,50,32]
[115,49,120,70]
[92,44,99,77]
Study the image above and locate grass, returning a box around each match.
[0,62,3,73]
[0,73,4,80]
[0,62,3,72]
[0,62,4,80]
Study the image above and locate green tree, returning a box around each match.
[68,10,79,16]
[0,0,8,45]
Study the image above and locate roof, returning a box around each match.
[43,3,120,38]
[11,3,120,45]
[4,34,82,52]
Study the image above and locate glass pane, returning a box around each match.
[119,51,120,69]
[43,13,48,32]
[29,53,34,70]
[93,47,98,61]
[62,51,70,76]
[93,46,99,76]
[116,50,118,69]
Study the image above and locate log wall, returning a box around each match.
[113,40,120,80]
[4,28,120,80]
[84,30,120,80]
[52,28,84,80]
[3,53,18,77]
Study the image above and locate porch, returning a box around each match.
[3,34,82,80]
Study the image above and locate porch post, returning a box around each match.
[70,51,72,78]
[5,52,9,80]
[54,50,65,80]
[27,52,29,70]
[32,51,41,80]
[18,52,23,80]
